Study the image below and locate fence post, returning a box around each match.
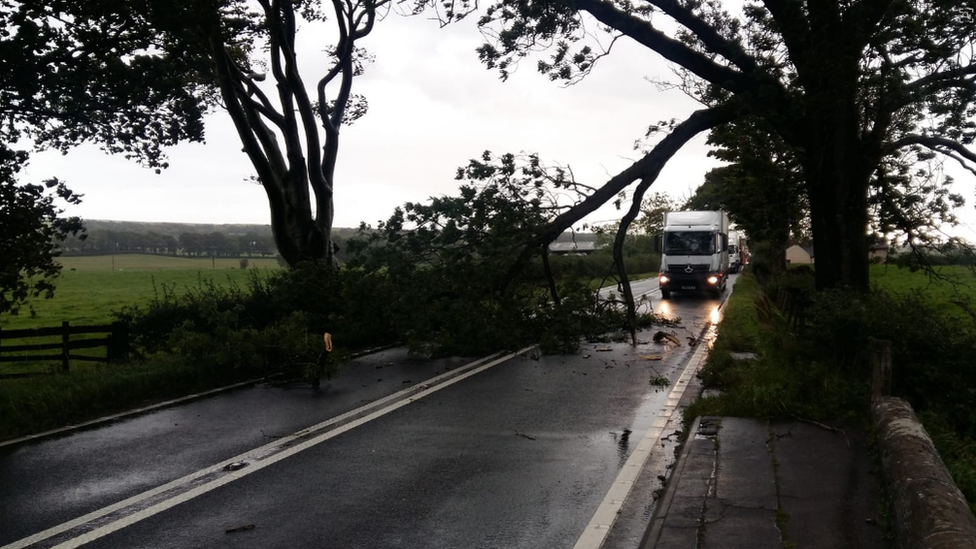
[110,322,129,364]
[870,339,892,401]
[61,320,70,372]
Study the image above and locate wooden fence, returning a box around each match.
[775,289,807,330]
[0,321,129,377]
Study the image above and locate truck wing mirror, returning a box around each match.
[654,234,662,253]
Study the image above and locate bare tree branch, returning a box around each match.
[501,103,741,283]
[574,0,754,96]
[653,0,760,76]
[883,135,976,180]
[761,0,811,69]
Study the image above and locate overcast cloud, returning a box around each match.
[19,11,716,231]
[20,8,976,239]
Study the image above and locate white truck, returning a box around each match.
[728,229,746,273]
[657,210,730,299]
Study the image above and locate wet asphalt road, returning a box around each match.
[0,275,736,549]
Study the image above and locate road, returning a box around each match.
[0,275,736,549]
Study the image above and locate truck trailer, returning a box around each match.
[728,230,747,273]
[657,211,730,299]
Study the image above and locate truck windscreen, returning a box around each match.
[664,231,716,255]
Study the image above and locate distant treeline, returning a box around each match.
[61,220,360,260]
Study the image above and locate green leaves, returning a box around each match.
[0,0,225,168]
[0,147,85,316]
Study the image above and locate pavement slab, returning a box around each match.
[771,419,886,549]
[643,416,888,549]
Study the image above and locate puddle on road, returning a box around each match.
[700,305,722,349]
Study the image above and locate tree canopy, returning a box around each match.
[0,146,84,316]
[1,0,225,314]
[426,0,976,291]
[0,0,215,169]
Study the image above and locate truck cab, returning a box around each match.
[657,211,730,299]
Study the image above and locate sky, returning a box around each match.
[21,9,720,232]
[20,6,976,239]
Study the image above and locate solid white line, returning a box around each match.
[571,312,714,549]
[0,378,264,448]
[3,349,529,549]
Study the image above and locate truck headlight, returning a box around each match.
[707,276,719,284]
[659,275,670,284]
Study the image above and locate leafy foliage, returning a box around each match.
[115,266,381,383]
[0,147,84,316]
[347,152,664,355]
[0,0,218,169]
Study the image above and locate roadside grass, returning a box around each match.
[691,265,976,514]
[0,356,257,441]
[686,271,863,422]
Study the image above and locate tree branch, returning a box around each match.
[903,64,976,102]
[208,33,286,212]
[761,0,811,70]
[843,0,897,49]
[884,134,976,175]
[524,103,740,256]
[652,0,760,76]
[575,0,754,96]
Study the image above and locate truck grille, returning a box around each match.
[667,264,709,274]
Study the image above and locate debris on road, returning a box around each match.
[223,461,248,471]
[639,355,663,361]
[652,331,681,345]
[515,430,537,441]
[650,375,670,387]
[225,524,255,534]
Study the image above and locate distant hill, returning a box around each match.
[79,220,360,239]
[64,220,362,259]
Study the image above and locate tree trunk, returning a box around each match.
[269,197,333,267]
[807,176,869,291]
[266,170,334,267]
[800,62,871,292]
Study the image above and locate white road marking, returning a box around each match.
[0,379,262,448]
[571,304,717,549]
[3,348,532,549]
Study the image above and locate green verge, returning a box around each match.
[687,271,863,422]
[689,267,976,515]
[0,356,257,441]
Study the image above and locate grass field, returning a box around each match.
[58,254,281,271]
[2,255,281,331]
[870,263,976,322]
